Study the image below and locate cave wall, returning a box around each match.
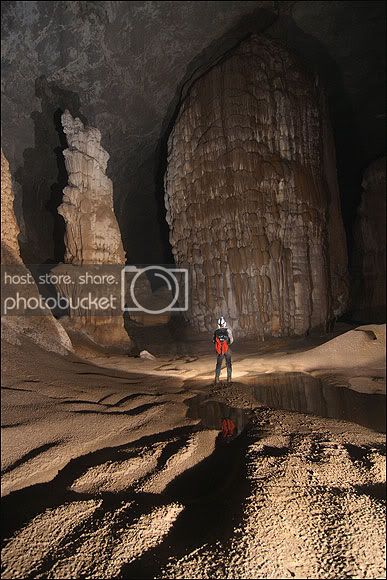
[1,149,72,354]
[1,150,20,260]
[351,157,386,322]
[165,35,349,338]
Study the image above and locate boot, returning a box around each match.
[214,374,220,386]
[227,372,232,384]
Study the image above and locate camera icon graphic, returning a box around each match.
[121,265,189,314]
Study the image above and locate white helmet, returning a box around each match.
[217,316,227,328]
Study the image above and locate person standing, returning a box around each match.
[213,316,233,384]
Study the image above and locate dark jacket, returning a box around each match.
[213,326,233,345]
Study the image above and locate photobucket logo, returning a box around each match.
[1,264,190,317]
[2,292,118,315]
[121,266,189,314]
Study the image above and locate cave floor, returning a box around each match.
[1,323,386,579]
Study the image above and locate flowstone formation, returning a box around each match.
[53,111,131,352]
[1,150,72,354]
[59,110,126,265]
[351,157,386,322]
[165,34,349,338]
[1,150,21,261]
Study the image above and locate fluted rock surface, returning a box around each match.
[1,149,72,354]
[351,158,386,322]
[165,34,349,338]
[1,150,21,261]
[53,112,131,352]
[59,110,125,265]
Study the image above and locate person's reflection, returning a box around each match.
[221,417,236,441]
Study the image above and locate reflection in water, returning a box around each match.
[187,373,386,436]
[187,396,252,438]
[221,418,236,439]
[252,373,386,434]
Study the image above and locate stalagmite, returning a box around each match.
[351,157,386,322]
[59,110,126,265]
[52,111,131,351]
[164,34,349,338]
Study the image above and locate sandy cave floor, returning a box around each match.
[1,322,386,579]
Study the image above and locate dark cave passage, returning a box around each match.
[14,77,86,265]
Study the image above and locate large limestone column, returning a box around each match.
[351,157,386,322]
[1,150,72,354]
[165,34,349,338]
[59,111,126,266]
[53,111,131,352]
